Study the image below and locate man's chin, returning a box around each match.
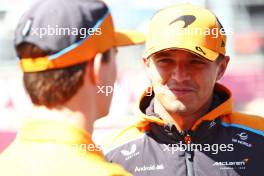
[163,100,188,113]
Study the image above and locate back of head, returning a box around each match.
[15,0,144,108]
[18,43,87,108]
[15,0,108,108]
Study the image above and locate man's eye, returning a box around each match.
[190,60,206,65]
[157,58,174,64]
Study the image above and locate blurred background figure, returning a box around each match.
[1,0,264,151]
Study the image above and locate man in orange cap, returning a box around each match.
[0,0,144,175]
[105,3,264,176]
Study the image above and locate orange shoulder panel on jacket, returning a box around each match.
[104,123,147,151]
[222,112,264,132]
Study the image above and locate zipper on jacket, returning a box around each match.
[180,130,195,176]
[184,133,192,144]
[180,130,193,144]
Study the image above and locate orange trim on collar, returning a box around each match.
[222,112,264,132]
[136,86,166,127]
[191,83,233,130]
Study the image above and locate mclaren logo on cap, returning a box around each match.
[169,15,196,28]
[195,46,206,55]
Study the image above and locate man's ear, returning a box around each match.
[87,53,103,85]
[143,57,154,77]
[143,57,150,68]
[216,56,230,81]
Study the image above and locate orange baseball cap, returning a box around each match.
[144,3,227,61]
[15,0,145,72]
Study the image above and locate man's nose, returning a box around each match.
[171,64,191,82]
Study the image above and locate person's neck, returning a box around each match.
[154,97,213,132]
[30,84,96,134]
[64,84,96,133]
